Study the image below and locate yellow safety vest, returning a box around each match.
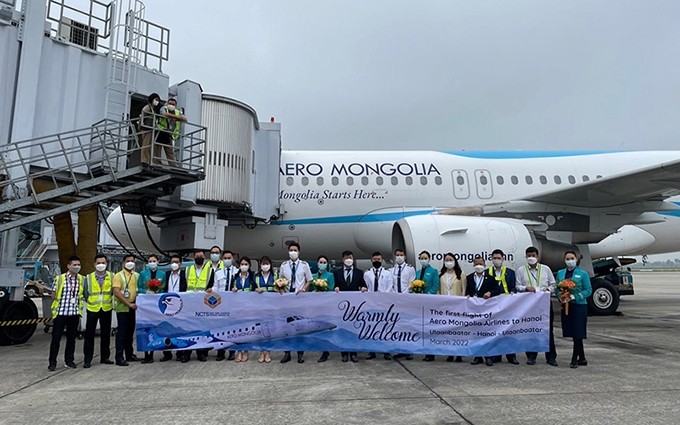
[86,272,114,312]
[186,265,211,292]
[113,270,139,313]
[489,266,510,294]
[51,273,84,318]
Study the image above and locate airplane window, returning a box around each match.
[456,176,464,185]
[286,177,294,186]
[332,177,339,186]
[391,176,398,185]
[287,317,294,323]
[301,177,309,186]
[405,176,413,186]
[420,176,427,185]
[568,175,576,184]
[582,175,590,182]
[539,175,547,185]
[317,177,324,185]
[596,175,602,179]
[554,176,562,184]
[496,176,504,185]
[511,176,518,185]
[376,176,384,186]
[239,329,242,332]
[479,175,488,185]
[361,176,369,185]
[525,176,533,185]
[434,176,442,185]
[347,177,354,185]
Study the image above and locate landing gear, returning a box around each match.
[587,278,620,316]
[0,294,38,345]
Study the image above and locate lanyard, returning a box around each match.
[475,274,483,290]
[525,265,542,288]
[170,273,179,292]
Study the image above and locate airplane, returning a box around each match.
[143,315,337,351]
[108,150,680,316]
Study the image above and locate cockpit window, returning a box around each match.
[287,317,294,323]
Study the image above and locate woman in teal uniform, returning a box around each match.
[232,256,255,362]
[556,251,592,369]
[418,250,439,361]
[313,255,336,363]
[255,256,276,363]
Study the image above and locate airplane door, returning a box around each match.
[474,169,493,199]
[261,322,271,338]
[452,170,470,199]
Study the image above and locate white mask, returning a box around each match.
[152,99,159,107]
[344,258,354,267]
[444,261,455,269]
[492,259,503,268]
[148,262,158,270]
[526,257,538,266]
[261,264,271,273]
[419,259,429,267]
[474,265,485,273]
[170,263,180,271]
[240,265,249,273]
[124,261,135,270]
[565,260,577,269]
[168,105,176,112]
[394,255,405,265]
[70,265,81,274]
[95,264,107,272]
[210,253,220,262]
[289,251,299,261]
[223,259,233,268]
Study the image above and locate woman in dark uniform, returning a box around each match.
[231,256,256,362]
[555,251,592,368]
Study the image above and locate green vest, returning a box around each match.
[51,273,84,318]
[489,266,510,294]
[86,272,114,312]
[157,108,181,139]
[186,265,211,292]
[114,270,139,313]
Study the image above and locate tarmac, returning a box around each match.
[1,272,679,425]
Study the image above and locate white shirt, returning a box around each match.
[168,271,181,293]
[364,267,394,293]
[390,263,416,294]
[279,260,313,291]
[516,263,556,293]
[214,265,239,292]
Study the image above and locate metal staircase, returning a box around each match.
[0,117,206,233]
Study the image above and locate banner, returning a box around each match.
[136,292,550,356]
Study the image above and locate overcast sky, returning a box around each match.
[150,0,680,151]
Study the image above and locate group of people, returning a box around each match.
[48,243,592,371]
[139,92,187,167]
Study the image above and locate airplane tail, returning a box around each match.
[147,328,160,342]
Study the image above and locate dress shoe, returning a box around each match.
[159,355,173,362]
[297,354,305,364]
[175,354,182,361]
[350,354,358,363]
[116,361,129,366]
[280,353,292,364]
[101,359,114,365]
[485,358,494,367]
[227,351,236,361]
[570,361,578,369]
[547,359,558,367]
[318,352,329,363]
[578,359,588,366]
[507,356,519,365]
[48,364,57,372]
[383,354,392,360]
[215,354,225,362]
[198,355,207,362]
[341,353,349,362]
[454,356,463,363]
[404,354,413,360]
[83,362,91,369]
[128,354,140,362]
[471,357,483,365]
[180,356,189,363]
[65,362,77,369]
[141,358,154,364]
[366,353,377,360]
[526,359,536,365]
[392,354,405,359]
[422,355,435,362]
[446,356,454,362]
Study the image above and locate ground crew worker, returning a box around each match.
[112,255,139,366]
[183,249,210,362]
[156,98,187,166]
[48,255,84,371]
[82,254,114,368]
[140,93,160,165]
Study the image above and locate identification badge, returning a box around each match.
[123,289,130,298]
[70,298,77,305]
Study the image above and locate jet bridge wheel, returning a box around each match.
[587,278,620,316]
[0,296,39,345]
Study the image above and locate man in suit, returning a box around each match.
[466,256,498,366]
[160,254,187,362]
[333,250,368,363]
[485,249,519,365]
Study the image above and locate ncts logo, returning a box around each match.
[204,292,222,309]
[158,293,183,316]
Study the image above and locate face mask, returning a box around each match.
[372,261,382,269]
[474,265,485,273]
[95,264,107,272]
[565,260,577,269]
[152,99,159,107]
[170,263,180,271]
[240,265,249,273]
[344,258,354,267]
[394,256,405,265]
[70,265,81,274]
[289,251,299,261]
[148,262,158,270]
[194,257,204,266]
[168,105,176,112]
[492,259,503,268]
[124,261,135,270]
[261,264,271,273]
[210,253,220,262]
[527,257,538,266]
[223,258,233,268]
[419,259,429,267]
[317,263,327,272]
[444,261,455,269]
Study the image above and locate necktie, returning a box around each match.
[226,269,231,291]
[290,262,297,292]
[374,269,380,292]
[397,265,402,293]
[345,269,351,286]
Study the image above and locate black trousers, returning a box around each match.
[115,310,136,362]
[49,315,79,365]
[526,302,557,361]
[83,309,112,363]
